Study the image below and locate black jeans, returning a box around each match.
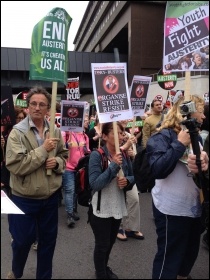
[90,213,121,279]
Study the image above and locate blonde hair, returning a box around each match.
[157,95,205,134]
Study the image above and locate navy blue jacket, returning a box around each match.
[89,145,134,192]
[146,128,187,179]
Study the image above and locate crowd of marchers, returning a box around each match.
[1,86,209,279]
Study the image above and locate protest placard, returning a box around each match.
[60,100,86,132]
[91,63,133,123]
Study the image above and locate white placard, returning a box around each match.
[130,75,152,117]
[60,100,86,132]
[91,63,133,123]
[1,190,25,214]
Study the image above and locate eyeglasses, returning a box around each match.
[29,102,48,109]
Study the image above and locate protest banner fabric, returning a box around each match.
[163,1,209,72]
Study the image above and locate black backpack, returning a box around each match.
[132,147,155,193]
[75,148,108,207]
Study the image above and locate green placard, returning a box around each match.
[157,75,177,82]
[30,8,72,84]
[15,99,27,108]
[126,120,144,127]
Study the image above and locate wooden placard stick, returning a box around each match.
[130,116,137,155]
[47,81,58,176]
[184,71,191,101]
[113,121,124,177]
[98,123,102,149]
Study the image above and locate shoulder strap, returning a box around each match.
[83,132,88,142]
[95,147,108,212]
[97,147,108,170]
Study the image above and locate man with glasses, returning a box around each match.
[6,86,68,279]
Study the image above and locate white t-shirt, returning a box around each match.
[152,161,202,218]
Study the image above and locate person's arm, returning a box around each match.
[135,130,142,140]
[89,150,121,192]
[6,128,68,176]
[142,121,150,148]
[146,129,189,179]
[122,151,135,190]
[120,135,136,151]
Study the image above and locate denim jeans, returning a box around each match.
[9,191,59,279]
[90,213,121,278]
[62,170,76,214]
[152,202,201,279]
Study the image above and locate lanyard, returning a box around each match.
[72,132,80,147]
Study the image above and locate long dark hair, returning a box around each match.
[102,122,124,136]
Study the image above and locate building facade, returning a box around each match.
[74,1,167,84]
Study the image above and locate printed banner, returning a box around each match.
[60,100,86,132]
[91,63,133,123]
[46,113,61,128]
[66,77,80,100]
[15,91,28,108]
[126,120,144,127]
[30,7,72,84]
[1,86,16,126]
[130,75,152,117]
[163,1,209,72]
[157,69,177,90]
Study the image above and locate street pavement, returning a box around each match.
[1,192,209,279]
